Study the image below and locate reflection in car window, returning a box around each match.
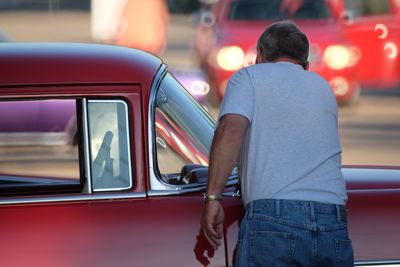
[229,0,329,20]
[0,99,80,197]
[155,73,215,182]
[88,100,132,192]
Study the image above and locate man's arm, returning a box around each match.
[201,113,249,249]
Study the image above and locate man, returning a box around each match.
[201,22,354,266]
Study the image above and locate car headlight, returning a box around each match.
[216,46,244,71]
[323,45,361,70]
[323,45,353,70]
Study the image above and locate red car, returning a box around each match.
[0,43,399,266]
[195,0,362,104]
[340,0,400,89]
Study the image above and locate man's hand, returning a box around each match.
[201,201,224,250]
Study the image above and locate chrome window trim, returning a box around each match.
[148,65,173,191]
[147,66,238,195]
[0,192,146,206]
[88,99,133,192]
[82,98,92,194]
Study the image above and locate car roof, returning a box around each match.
[0,43,163,89]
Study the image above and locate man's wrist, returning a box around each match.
[203,192,223,202]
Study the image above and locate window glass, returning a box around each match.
[344,0,390,18]
[88,100,132,191]
[155,73,215,183]
[0,99,80,197]
[229,0,329,20]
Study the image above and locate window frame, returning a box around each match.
[0,95,137,204]
[86,99,134,193]
[147,67,237,196]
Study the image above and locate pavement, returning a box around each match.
[0,10,198,67]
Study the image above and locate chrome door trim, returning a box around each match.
[0,192,146,205]
[148,184,206,197]
[82,97,92,194]
[147,64,174,191]
[355,260,400,266]
[148,176,238,197]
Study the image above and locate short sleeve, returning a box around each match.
[218,68,254,122]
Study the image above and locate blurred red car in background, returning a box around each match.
[195,0,362,104]
[340,0,400,89]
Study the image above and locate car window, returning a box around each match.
[228,0,329,20]
[87,100,133,192]
[344,0,391,18]
[154,73,215,184]
[0,98,134,197]
[0,99,81,197]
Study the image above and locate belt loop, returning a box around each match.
[248,201,254,219]
[275,199,280,218]
[310,202,316,221]
[336,205,342,222]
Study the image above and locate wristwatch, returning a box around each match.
[203,192,223,202]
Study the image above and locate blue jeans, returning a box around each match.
[234,199,354,267]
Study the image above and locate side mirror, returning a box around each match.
[180,164,208,185]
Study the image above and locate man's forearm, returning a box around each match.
[207,114,249,196]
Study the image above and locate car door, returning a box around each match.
[0,87,153,267]
[0,79,244,267]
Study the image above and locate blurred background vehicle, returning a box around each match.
[195,0,362,105]
[340,0,400,90]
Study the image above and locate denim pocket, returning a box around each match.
[249,230,297,267]
[335,239,354,267]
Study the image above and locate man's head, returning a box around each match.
[256,21,309,70]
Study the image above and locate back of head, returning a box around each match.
[257,21,309,69]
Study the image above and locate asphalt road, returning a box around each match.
[339,92,400,166]
[1,10,399,167]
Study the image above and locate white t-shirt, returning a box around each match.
[219,62,347,205]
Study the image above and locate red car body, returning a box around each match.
[195,0,362,104]
[339,0,400,89]
[0,43,399,266]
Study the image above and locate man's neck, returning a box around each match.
[271,57,299,65]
